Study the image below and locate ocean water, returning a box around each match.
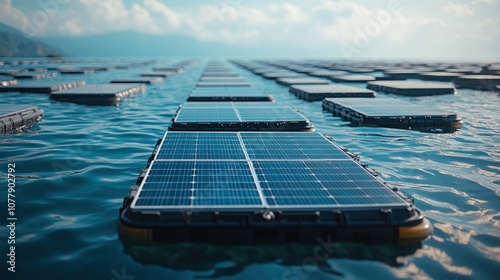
[0,59,499,280]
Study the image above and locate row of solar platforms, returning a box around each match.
[0,60,195,134]
[232,60,487,132]
[0,59,161,78]
[234,60,500,94]
[119,62,432,245]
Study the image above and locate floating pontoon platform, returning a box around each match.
[202,72,240,78]
[13,72,57,79]
[188,87,273,102]
[383,69,426,79]
[169,102,313,131]
[111,77,163,84]
[261,72,307,80]
[0,75,17,86]
[200,77,247,82]
[453,75,500,91]
[417,72,461,82]
[196,81,252,87]
[0,105,44,134]
[330,75,376,83]
[322,98,462,132]
[308,70,348,78]
[140,72,175,77]
[0,80,86,93]
[119,132,432,244]
[50,83,146,105]
[367,81,456,96]
[289,84,376,101]
[153,67,184,73]
[58,67,96,74]
[276,77,330,87]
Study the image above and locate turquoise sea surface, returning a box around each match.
[1,59,499,279]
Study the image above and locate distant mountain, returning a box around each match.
[41,31,310,57]
[0,22,62,57]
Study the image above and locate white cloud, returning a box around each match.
[473,18,500,40]
[0,0,33,35]
[472,0,497,4]
[269,3,308,24]
[442,2,475,16]
[0,0,498,58]
[415,17,447,27]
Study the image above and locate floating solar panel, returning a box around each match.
[252,68,281,74]
[289,84,376,101]
[111,77,163,84]
[140,72,175,77]
[367,81,456,96]
[330,75,376,83]
[0,104,44,134]
[374,76,407,81]
[58,67,96,74]
[261,72,308,80]
[170,102,313,131]
[120,132,432,244]
[323,98,462,132]
[445,68,481,74]
[454,75,500,91]
[290,67,322,74]
[0,69,27,75]
[308,70,348,78]
[13,72,57,79]
[200,77,247,82]
[344,68,374,74]
[0,80,86,93]
[196,81,252,87]
[202,72,239,77]
[0,76,17,86]
[417,72,461,82]
[276,77,330,87]
[50,83,146,105]
[188,87,273,101]
[383,69,427,79]
[153,67,184,73]
[21,67,47,72]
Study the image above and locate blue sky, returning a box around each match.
[1,0,499,58]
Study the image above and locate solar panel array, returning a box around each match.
[188,87,273,101]
[174,102,310,123]
[324,98,458,117]
[131,132,408,210]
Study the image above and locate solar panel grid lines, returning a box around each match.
[236,132,269,208]
[170,102,313,131]
[130,132,409,211]
[232,102,244,122]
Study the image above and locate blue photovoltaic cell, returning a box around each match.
[174,102,308,123]
[240,132,351,160]
[132,132,408,209]
[253,160,403,206]
[155,132,246,160]
[175,108,239,122]
[323,98,456,117]
[189,87,272,99]
[134,160,262,207]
